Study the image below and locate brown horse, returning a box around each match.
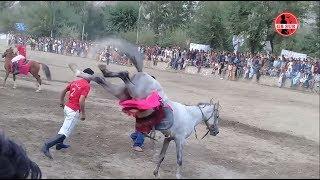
[2,47,51,92]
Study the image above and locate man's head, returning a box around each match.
[83,68,94,75]
[0,132,42,179]
[80,68,95,82]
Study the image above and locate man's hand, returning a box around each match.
[80,113,86,121]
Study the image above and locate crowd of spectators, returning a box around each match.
[138,45,320,91]
[9,33,94,58]
[8,34,319,92]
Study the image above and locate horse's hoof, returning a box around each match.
[98,64,107,71]
[153,170,159,177]
[176,173,182,179]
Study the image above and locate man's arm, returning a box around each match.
[79,95,86,120]
[60,87,68,107]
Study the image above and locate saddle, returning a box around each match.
[134,106,174,134]
[119,91,174,134]
[12,59,30,75]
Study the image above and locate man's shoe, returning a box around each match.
[132,146,143,152]
[41,134,66,159]
[56,143,70,150]
[41,143,53,159]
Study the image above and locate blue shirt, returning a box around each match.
[292,64,300,72]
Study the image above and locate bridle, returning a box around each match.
[195,98,220,139]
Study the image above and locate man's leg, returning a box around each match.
[42,106,80,159]
[131,131,144,152]
[13,62,19,75]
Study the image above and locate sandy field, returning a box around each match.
[0,43,319,179]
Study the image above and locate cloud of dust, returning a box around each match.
[89,36,144,72]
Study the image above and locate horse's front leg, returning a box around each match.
[153,137,172,177]
[12,74,17,89]
[93,76,130,101]
[175,138,184,179]
[1,71,10,88]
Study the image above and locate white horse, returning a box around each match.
[69,39,220,178]
[70,62,221,178]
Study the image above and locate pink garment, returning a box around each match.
[119,91,161,110]
[17,60,30,75]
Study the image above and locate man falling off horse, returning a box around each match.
[41,68,94,159]
[70,63,174,152]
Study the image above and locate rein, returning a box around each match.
[194,98,218,140]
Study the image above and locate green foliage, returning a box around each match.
[0,7,18,32]
[103,1,139,33]
[58,25,80,39]
[0,1,317,58]
[54,2,82,37]
[158,28,188,48]
[118,30,137,44]
[85,5,106,40]
[19,2,53,37]
[188,1,231,50]
[0,1,15,12]
[119,29,156,46]
[142,1,195,34]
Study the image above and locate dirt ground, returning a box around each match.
[0,44,319,179]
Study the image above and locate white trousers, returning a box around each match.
[58,106,80,138]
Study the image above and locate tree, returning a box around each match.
[103,1,139,33]
[0,1,15,11]
[19,2,53,37]
[226,1,309,54]
[85,5,106,40]
[188,1,231,50]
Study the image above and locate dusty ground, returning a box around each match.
[0,44,319,179]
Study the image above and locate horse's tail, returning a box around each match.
[40,63,52,81]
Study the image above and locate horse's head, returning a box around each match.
[3,47,16,59]
[198,99,221,138]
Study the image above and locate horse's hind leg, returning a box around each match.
[33,73,42,92]
[153,137,172,177]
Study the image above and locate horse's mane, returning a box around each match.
[184,102,212,106]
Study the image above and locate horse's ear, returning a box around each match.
[217,101,221,109]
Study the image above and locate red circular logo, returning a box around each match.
[274,12,299,37]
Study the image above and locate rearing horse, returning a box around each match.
[69,38,221,178]
[2,47,51,92]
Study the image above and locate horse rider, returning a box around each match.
[11,45,27,75]
[41,68,94,159]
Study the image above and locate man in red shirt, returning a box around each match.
[41,67,94,159]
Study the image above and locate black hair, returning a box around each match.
[83,68,94,75]
[0,132,42,179]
